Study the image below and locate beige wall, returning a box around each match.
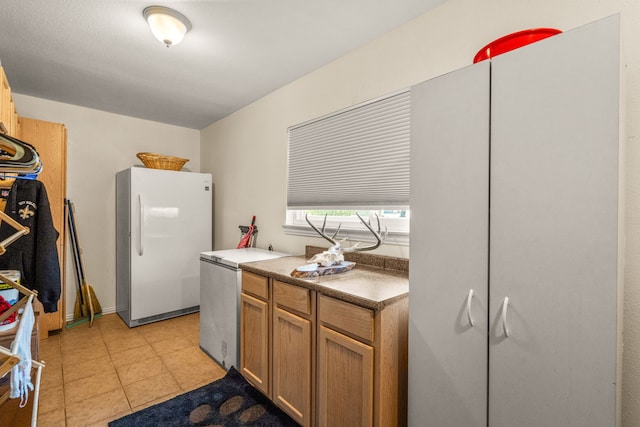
[200,0,640,424]
[13,93,200,328]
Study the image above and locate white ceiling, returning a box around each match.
[0,0,446,129]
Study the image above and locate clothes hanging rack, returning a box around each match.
[0,294,44,426]
[0,161,43,177]
[0,133,41,176]
[0,173,39,181]
[0,208,45,426]
[0,172,41,197]
[0,139,44,426]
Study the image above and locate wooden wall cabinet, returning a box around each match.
[18,118,67,334]
[0,66,67,335]
[0,67,19,137]
[241,270,408,427]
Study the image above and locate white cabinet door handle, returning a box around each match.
[466,289,475,327]
[501,297,510,337]
[138,194,144,256]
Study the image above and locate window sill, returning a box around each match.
[282,224,409,246]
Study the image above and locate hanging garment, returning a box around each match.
[0,180,60,312]
[0,294,17,326]
[9,301,34,406]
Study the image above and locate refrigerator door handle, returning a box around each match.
[138,194,144,256]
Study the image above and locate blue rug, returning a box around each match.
[109,367,299,426]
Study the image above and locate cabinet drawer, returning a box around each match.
[273,280,311,315]
[242,271,269,300]
[318,294,374,342]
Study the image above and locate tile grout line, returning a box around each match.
[102,325,135,414]
[35,313,217,426]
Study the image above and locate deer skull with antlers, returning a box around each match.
[305,213,387,267]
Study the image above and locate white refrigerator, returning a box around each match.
[116,167,212,327]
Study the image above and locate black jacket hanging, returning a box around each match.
[0,179,60,312]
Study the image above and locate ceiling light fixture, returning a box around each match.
[143,6,192,47]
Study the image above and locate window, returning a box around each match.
[284,209,409,245]
[285,90,410,245]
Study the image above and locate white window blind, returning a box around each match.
[287,90,410,209]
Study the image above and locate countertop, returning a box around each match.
[240,255,408,310]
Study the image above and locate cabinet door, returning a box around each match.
[273,307,312,426]
[19,118,67,334]
[409,60,490,426]
[317,325,373,427]
[0,68,10,135]
[489,16,620,427]
[240,292,270,396]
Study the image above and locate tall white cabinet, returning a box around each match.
[408,15,622,427]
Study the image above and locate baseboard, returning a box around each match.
[65,306,116,322]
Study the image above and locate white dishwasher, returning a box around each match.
[199,248,290,370]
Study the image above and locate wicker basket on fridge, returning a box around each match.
[136,152,189,171]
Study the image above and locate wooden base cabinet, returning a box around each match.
[273,280,314,426]
[317,294,407,427]
[408,16,621,427]
[240,271,408,427]
[317,325,373,427]
[240,272,270,396]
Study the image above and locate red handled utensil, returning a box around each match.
[237,215,256,248]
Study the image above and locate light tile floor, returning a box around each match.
[32,312,226,426]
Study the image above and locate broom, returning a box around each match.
[71,201,102,325]
[67,200,102,327]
